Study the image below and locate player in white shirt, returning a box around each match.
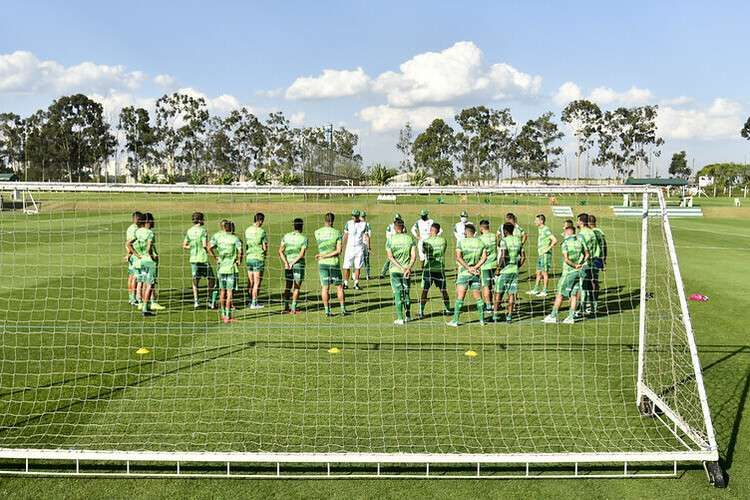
[453,210,471,242]
[342,209,369,290]
[411,209,441,264]
[379,213,401,278]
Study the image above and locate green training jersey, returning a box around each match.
[281,231,308,266]
[537,224,553,255]
[133,227,155,262]
[126,223,137,246]
[183,225,209,264]
[314,226,342,266]
[578,227,599,263]
[211,231,242,275]
[499,234,522,274]
[478,231,497,270]
[386,232,415,274]
[592,227,606,259]
[422,235,447,271]
[561,234,586,274]
[456,236,486,277]
[244,225,268,261]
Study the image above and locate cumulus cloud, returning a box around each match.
[88,91,156,117]
[285,68,370,99]
[176,87,243,115]
[358,104,454,132]
[372,41,541,107]
[659,95,693,106]
[154,74,177,88]
[256,87,283,98]
[553,81,654,107]
[289,111,305,126]
[657,98,745,140]
[0,50,146,94]
[553,81,583,106]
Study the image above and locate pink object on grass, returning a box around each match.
[688,293,709,302]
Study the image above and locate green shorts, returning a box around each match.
[319,264,342,286]
[246,258,265,273]
[218,273,236,290]
[390,273,411,294]
[480,268,495,288]
[536,253,552,273]
[557,270,582,298]
[138,260,156,285]
[422,270,446,290]
[285,264,305,285]
[456,272,481,291]
[191,262,214,279]
[494,272,518,295]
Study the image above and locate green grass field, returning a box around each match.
[0,192,748,498]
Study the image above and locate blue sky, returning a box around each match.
[2,0,749,175]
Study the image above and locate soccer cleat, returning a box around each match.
[417,313,424,320]
[343,283,349,289]
[506,314,513,324]
[479,320,486,326]
[353,283,361,290]
[443,309,452,316]
[194,302,200,309]
[526,290,538,295]
[562,315,576,324]
[250,303,264,309]
[542,314,557,324]
[150,303,165,311]
[325,310,334,317]
[142,310,155,317]
[446,320,460,327]
[393,319,405,326]
[339,310,350,316]
[536,291,548,298]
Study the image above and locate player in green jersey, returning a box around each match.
[182,212,216,309]
[125,211,143,305]
[493,223,526,323]
[478,220,498,311]
[576,213,601,315]
[528,214,558,297]
[314,212,348,317]
[447,223,488,327]
[361,210,373,280]
[543,222,589,324]
[128,213,160,316]
[419,223,452,319]
[589,214,607,313]
[245,212,268,309]
[279,218,308,314]
[209,220,243,323]
[503,213,528,247]
[385,218,416,325]
[379,213,401,278]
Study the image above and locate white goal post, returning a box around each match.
[0,182,721,483]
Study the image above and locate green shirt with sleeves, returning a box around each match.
[578,227,599,266]
[592,227,606,259]
[456,236,486,277]
[314,226,342,266]
[133,227,156,263]
[537,224,554,255]
[386,232,415,274]
[499,234,522,274]
[244,225,268,262]
[281,231,308,267]
[210,231,242,275]
[422,235,447,271]
[478,231,497,270]
[561,234,586,274]
[183,225,209,264]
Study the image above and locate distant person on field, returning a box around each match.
[543,221,588,324]
[279,218,308,314]
[342,209,368,290]
[494,222,525,323]
[209,219,243,323]
[528,214,557,297]
[418,222,452,319]
[315,212,348,317]
[182,211,216,309]
[244,212,268,309]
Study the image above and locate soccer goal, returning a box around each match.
[0,182,722,484]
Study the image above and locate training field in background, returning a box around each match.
[0,187,748,497]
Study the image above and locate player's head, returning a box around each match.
[464,223,476,237]
[293,218,304,232]
[502,222,515,236]
[420,208,429,221]
[589,214,597,227]
[577,213,589,228]
[144,212,154,228]
[430,222,440,236]
[192,212,204,225]
[460,210,468,223]
[535,214,545,226]
[136,212,147,227]
[361,210,367,220]
[393,212,402,222]
[221,219,231,232]
[324,212,335,226]
[254,212,265,225]
[479,219,490,233]
[351,209,361,221]
[132,211,143,223]
[563,219,576,234]
[394,218,405,233]
[505,212,517,224]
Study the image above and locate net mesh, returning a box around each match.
[0,187,711,456]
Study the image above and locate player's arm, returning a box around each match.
[521,231,528,246]
[317,240,342,260]
[404,244,416,278]
[127,238,139,259]
[411,223,420,239]
[562,249,581,270]
[386,247,401,271]
[455,248,476,275]
[208,239,218,261]
[146,237,154,260]
[549,233,558,250]
[497,247,507,274]
[474,248,488,271]
[289,243,307,267]
[519,249,527,268]
[601,235,608,266]
[181,234,190,250]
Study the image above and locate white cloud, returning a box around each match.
[176,87,242,115]
[0,50,145,94]
[659,96,693,106]
[289,111,305,126]
[285,68,370,100]
[588,86,653,106]
[553,81,583,106]
[256,87,283,98]
[358,104,454,132]
[657,98,744,140]
[88,91,155,118]
[372,41,541,107]
[154,74,177,88]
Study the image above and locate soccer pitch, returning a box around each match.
[0,192,747,497]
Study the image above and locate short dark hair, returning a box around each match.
[505,212,517,222]
[325,212,335,225]
[431,222,441,232]
[144,212,154,223]
[577,213,589,225]
[465,223,476,235]
[479,219,490,229]
[589,214,597,224]
[394,218,405,229]
[229,221,236,233]
[502,222,515,235]
[136,213,147,227]
[132,211,143,219]
[293,218,304,231]
[564,220,576,232]
[192,212,204,224]
[254,212,265,223]
[221,219,232,231]
[536,214,546,223]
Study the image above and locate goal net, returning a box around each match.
[0,183,718,477]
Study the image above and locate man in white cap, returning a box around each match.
[411,209,441,265]
[453,210,471,242]
[342,209,368,290]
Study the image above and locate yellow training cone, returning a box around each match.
[327,347,341,354]
[136,347,150,355]
[464,350,478,358]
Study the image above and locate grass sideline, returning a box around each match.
[0,194,748,498]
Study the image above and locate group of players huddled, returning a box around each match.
[124,208,607,326]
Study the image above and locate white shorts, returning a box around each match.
[343,247,364,269]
